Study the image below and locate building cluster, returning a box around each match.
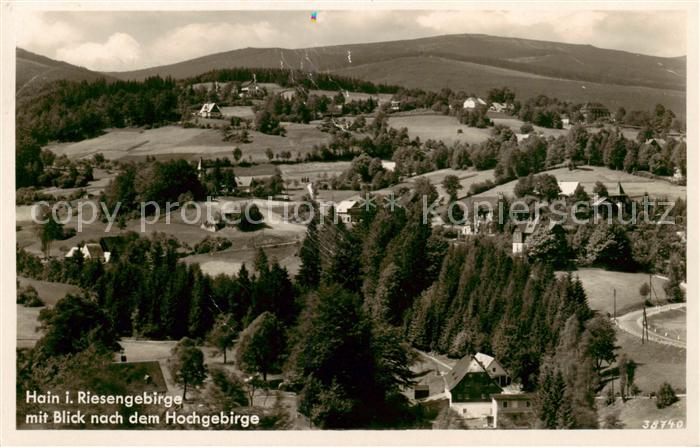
[413,352,535,429]
[511,181,630,254]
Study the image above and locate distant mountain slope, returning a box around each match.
[16,48,116,96]
[108,33,686,92]
[332,55,686,117]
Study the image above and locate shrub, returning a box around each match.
[656,382,678,409]
[17,285,45,307]
[468,179,495,196]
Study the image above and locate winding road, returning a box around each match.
[614,303,686,349]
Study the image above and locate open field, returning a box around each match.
[388,114,493,145]
[17,276,81,306]
[567,268,669,315]
[309,89,394,104]
[475,165,686,200]
[219,105,255,119]
[107,361,168,393]
[31,168,117,200]
[16,277,82,348]
[46,123,331,164]
[334,55,685,117]
[374,168,495,203]
[491,117,569,138]
[16,196,308,257]
[648,308,686,342]
[597,396,685,429]
[183,242,301,277]
[614,327,685,393]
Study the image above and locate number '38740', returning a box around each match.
[642,419,684,429]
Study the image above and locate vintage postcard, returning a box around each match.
[0,1,697,446]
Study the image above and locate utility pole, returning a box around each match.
[613,288,617,323]
[642,305,649,344]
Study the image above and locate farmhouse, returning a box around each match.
[197,103,222,119]
[444,353,511,419]
[515,133,530,143]
[580,102,609,121]
[604,181,630,213]
[491,393,535,428]
[512,220,538,254]
[335,198,363,224]
[65,243,111,263]
[236,176,255,193]
[279,89,296,100]
[461,195,504,234]
[557,181,581,198]
[463,97,487,110]
[489,102,508,113]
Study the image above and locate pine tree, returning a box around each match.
[297,217,321,290]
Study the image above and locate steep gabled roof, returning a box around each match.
[83,243,105,259]
[610,182,626,197]
[199,102,221,114]
[557,181,580,197]
[474,352,495,369]
[336,198,362,214]
[445,355,489,391]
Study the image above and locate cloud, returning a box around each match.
[56,33,142,71]
[15,11,84,53]
[148,22,286,65]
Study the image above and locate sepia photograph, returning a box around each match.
[1,2,697,445]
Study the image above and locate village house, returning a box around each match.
[645,138,667,148]
[65,243,111,263]
[512,220,538,254]
[235,176,255,193]
[201,218,222,233]
[580,102,609,121]
[239,75,261,97]
[515,133,530,143]
[463,97,487,110]
[489,102,508,113]
[279,89,296,101]
[197,102,222,119]
[605,182,630,213]
[335,198,364,224]
[381,160,397,172]
[557,181,581,199]
[491,393,535,428]
[458,195,505,236]
[444,353,511,419]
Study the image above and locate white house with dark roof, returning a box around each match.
[463,97,487,110]
[335,198,363,224]
[65,243,111,263]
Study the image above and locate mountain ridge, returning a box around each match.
[104,33,686,92]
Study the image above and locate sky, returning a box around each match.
[14,9,687,72]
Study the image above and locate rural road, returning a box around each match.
[614,303,686,349]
